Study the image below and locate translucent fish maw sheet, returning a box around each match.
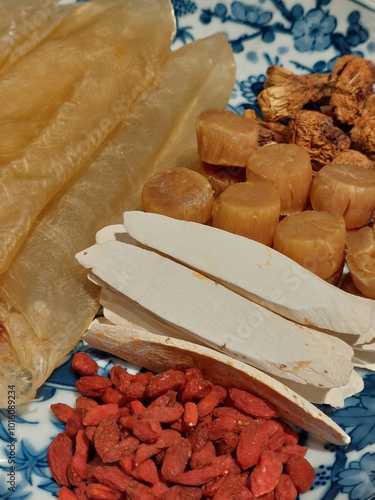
[0,33,236,407]
[0,0,175,275]
[0,0,78,72]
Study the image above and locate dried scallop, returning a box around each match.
[310,163,375,228]
[246,143,312,215]
[212,181,281,245]
[273,211,346,280]
[142,167,214,223]
[346,226,375,299]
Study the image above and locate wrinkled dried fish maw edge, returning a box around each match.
[0,31,236,407]
[0,0,176,276]
[0,1,79,73]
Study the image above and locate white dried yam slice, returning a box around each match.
[275,370,364,408]
[76,240,354,388]
[84,319,350,445]
[122,211,375,341]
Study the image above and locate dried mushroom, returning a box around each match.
[331,149,375,170]
[350,94,375,157]
[244,109,290,146]
[330,55,375,125]
[257,66,331,122]
[289,110,350,170]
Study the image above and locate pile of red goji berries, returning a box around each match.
[48,352,315,500]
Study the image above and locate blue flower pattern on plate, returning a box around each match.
[1,0,375,498]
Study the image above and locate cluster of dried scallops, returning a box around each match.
[141,55,375,300]
[0,0,236,407]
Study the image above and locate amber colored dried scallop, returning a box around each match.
[346,225,375,299]
[196,109,258,167]
[246,143,312,215]
[212,181,281,245]
[309,163,375,228]
[194,159,246,198]
[273,211,346,280]
[142,167,214,223]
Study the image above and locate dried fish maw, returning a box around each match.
[0,0,176,275]
[0,33,235,407]
[0,1,77,72]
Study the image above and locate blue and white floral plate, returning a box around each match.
[1,0,375,498]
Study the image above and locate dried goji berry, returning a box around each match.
[217,431,239,455]
[119,413,137,430]
[109,365,134,393]
[48,433,74,487]
[124,380,150,402]
[121,456,159,485]
[130,399,147,415]
[213,483,254,500]
[184,368,203,381]
[83,403,120,426]
[76,375,112,398]
[75,396,99,411]
[125,479,157,500]
[181,378,213,403]
[206,416,237,441]
[147,369,186,399]
[65,408,85,440]
[268,430,286,451]
[276,444,307,464]
[94,464,132,492]
[94,415,139,463]
[58,486,78,500]
[69,429,90,486]
[150,479,169,499]
[134,429,180,465]
[187,421,209,452]
[133,418,162,443]
[280,422,299,446]
[72,352,99,376]
[190,440,216,469]
[141,405,184,423]
[177,454,235,486]
[285,455,315,493]
[236,420,269,470]
[229,388,279,419]
[101,387,126,406]
[209,471,249,499]
[73,482,88,500]
[197,385,227,418]
[51,403,74,423]
[250,450,283,497]
[84,425,96,444]
[213,406,254,432]
[183,401,199,428]
[161,437,192,482]
[275,474,297,500]
[162,485,203,499]
[257,491,275,500]
[169,417,184,432]
[148,390,178,409]
[85,482,122,499]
